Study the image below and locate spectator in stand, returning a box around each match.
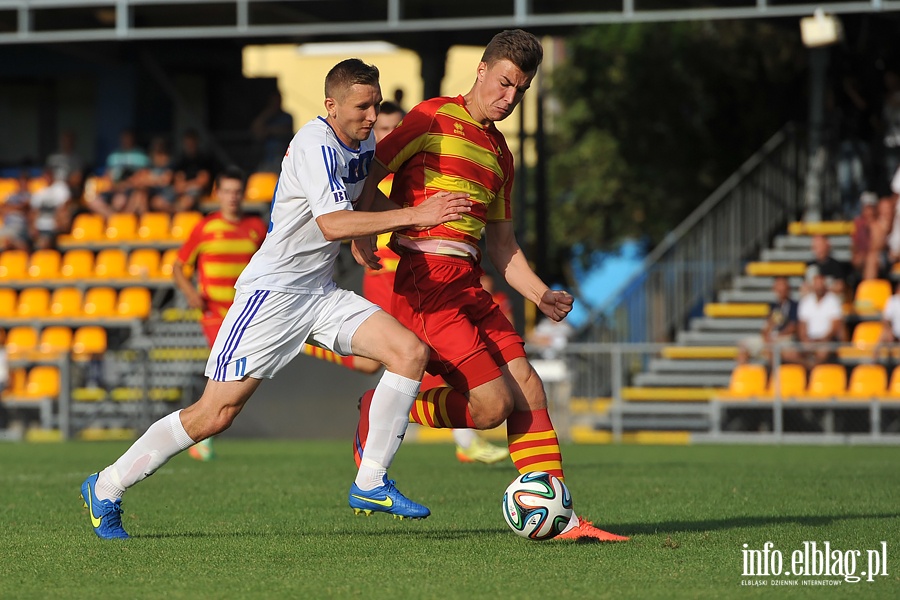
[806,234,849,298]
[798,265,847,367]
[29,168,72,250]
[251,91,294,173]
[527,314,574,360]
[879,281,900,345]
[87,129,150,217]
[0,171,32,250]
[133,137,175,214]
[45,129,84,195]
[851,192,878,280]
[171,129,215,212]
[738,276,801,366]
[864,195,899,280]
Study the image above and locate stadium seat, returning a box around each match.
[245,172,278,202]
[845,364,887,400]
[787,221,854,236]
[718,364,767,400]
[60,249,95,280]
[854,279,892,316]
[0,178,17,198]
[137,212,171,241]
[49,287,83,317]
[764,364,806,400]
[0,250,28,280]
[5,326,38,359]
[16,288,50,318]
[27,249,61,279]
[93,248,127,279]
[72,326,107,359]
[127,248,161,279]
[170,211,203,240]
[67,213,105,243]
[38,326,73,355]
[745,262,806,277]
[23,366,60,399]
[105,213,137,241]
[1,367,27,399]
[116,287,151,318]
[82,287,117,317]
[0,288,16,317]
[837,321,885,361]
[159,248,180,278]
[804,364,847,399]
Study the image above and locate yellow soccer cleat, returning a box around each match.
[455,436,509,465]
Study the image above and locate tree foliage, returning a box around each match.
[545,21,806,271]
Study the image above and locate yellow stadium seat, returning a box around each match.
[82,287,117,317]
[93,248,127,279]
[68,213,105,242]
[127,249,161,279]
[83,175,112,201]
[718,364,767,400]
[0,250,28,280]
[28,178,48,194]
[23,366,60,399]
[159,248,180,278]
[845,364,887,400]
[72,326,107,359]
[39,325,73,355]
[28,249,61,279]
[105,213,137,241]
[60,249,95,280]
[49,287,83,318]
[764,364,807,400]
[0,288,16,317]
[137,212,171,241]
[117,287,151,318]
[745,262,806,277]
[0,178,17,199]
[1,367,27,399]
[854,279,892,316]
[16,288,50,318]
[245,172,278,202]
[170,211,203,240]
[5,326,38,359]
[838,321,885,361]
[804,364,847,399]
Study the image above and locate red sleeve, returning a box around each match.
[177,217,208,266]
[374,98,442,172]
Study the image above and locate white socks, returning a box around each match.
[355,371,420,491]
[452,428,477,449]
[95,410,196,501]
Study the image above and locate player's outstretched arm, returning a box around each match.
[486,221,573,322]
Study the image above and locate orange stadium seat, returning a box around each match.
[28,178,48,194]
[854,279,892,316]
[245,172,278,202]
[764,364,806,400]
[72,326,107,359]
[105,213,137,241]
[117,287,151,318]
[837,321,885,361]
[60,249,95,280]
[718,364,767,400]
[2,367,27,399]
[5,326,38,359]
[82,287,117,317]
[38,326,73,355]
[16,288,50,318]
[137,212,171,241]
[127,248,161,279]
[0,288,16,317]
[67,213,105,243]
[50,287,83,318]
[805,364,847,399]
[27,249,61,279]
[93,248,127,279]
[159,248,180,278]
[170,211,203,240]
[23,366,60,399]
[0,250,28,280]
[0,178,17,198]
[845,364,887,400]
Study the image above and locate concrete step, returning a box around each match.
[633,372,732,387]
[718,289,803,303]
[677,330,746,345]
[690,317,766,332]
[760,248,851,262]
[774,234,851,250]
[648,358,736,373]
[732,276,804,290]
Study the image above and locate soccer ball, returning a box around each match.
[502,471,573,540]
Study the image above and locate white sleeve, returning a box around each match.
[892,165,900,195]
[827,295,844,320]
[296,140,352,220]
[798,297,810,322]
[885,297,899,321]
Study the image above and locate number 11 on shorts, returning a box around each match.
[234,357,247,377]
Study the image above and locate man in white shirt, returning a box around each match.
[880,281,900,342]
[79,58,472,540]
[798,266,846,367]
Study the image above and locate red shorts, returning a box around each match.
[201,301,230,347]
[362,270,396,311]
[391,252,525,392]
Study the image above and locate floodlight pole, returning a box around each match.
[803,45,830,222]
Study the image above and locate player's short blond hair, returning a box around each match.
[324,58,380,101]
[480,29,543,74]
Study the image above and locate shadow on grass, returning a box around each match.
[135,527,507,540]
[612,512,900,536]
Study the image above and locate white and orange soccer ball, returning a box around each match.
[502,471,573,540]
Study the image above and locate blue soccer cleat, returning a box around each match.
[348,475,430,520]
[81,473,130,539]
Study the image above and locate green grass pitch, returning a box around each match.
[2,441,899,598]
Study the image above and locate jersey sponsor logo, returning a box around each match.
[333,190,348,203]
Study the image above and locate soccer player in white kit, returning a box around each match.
[80,58,472,539]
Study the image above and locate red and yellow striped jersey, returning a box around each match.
[177,212,267,309]
[375,95,514,258]
[369,173,400,275]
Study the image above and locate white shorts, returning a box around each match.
[205,287,380,382]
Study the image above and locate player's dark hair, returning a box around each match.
[325,58,380,100]
[216,165,245,188]
[481,29,543,74]
[379,100,405,118]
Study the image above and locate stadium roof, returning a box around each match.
[0,0,898,45]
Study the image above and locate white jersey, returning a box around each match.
[236,117,375,294]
